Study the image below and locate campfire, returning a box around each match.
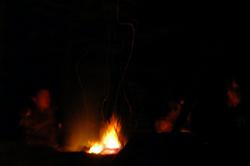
[86,113,125,155]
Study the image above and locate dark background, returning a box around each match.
[1,1,249,141]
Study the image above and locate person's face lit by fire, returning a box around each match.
[227,80,241,108]
[32,89,51,111]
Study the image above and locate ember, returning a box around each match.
[86,114,125,155]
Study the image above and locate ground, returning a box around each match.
[1,133,248,166]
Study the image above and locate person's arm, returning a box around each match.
[20,108,33,127]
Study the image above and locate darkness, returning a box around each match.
[1,0,250,165]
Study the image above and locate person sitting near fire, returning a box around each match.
[221,79,248,142]
[155,98,192,133]
[20,88,60,148]
[195,78,248,143]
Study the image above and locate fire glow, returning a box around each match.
[87,114,125,155]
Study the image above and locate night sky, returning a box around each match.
[1,1,249,140]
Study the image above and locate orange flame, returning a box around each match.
[87,114,124,155]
